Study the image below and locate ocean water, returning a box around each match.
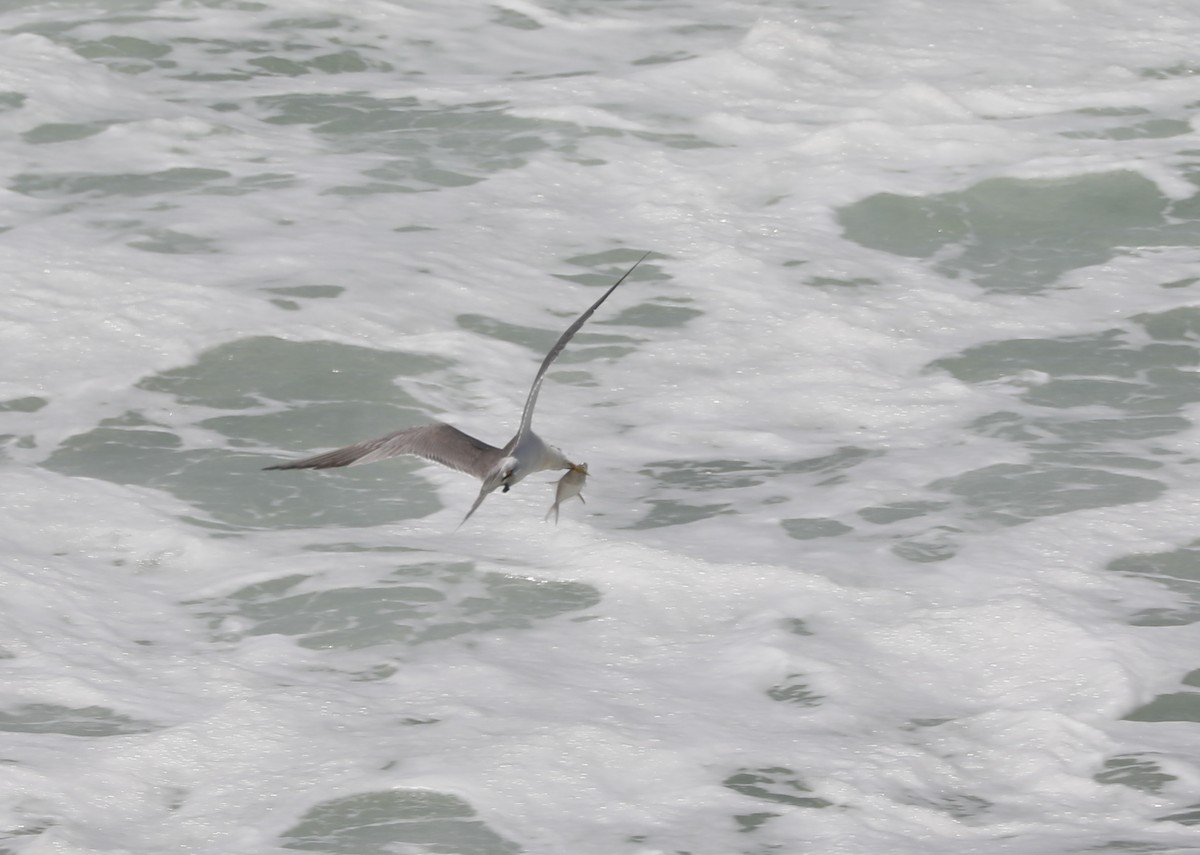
[4,0,1200,852]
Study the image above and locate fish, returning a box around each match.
[545,462,588,524]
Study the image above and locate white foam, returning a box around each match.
[4,0,1200,852]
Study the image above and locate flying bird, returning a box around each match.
[265,253,649,526]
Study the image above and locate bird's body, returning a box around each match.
[459,426,570,524]
[265,253,649,525]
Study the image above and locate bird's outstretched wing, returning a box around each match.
[514,252,650,443]
[263,422,503,480]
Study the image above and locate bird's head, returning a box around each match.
[482,456,520,494]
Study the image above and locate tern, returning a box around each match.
[265,253,649,526]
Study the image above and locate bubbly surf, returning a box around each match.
[3,1,1200,853]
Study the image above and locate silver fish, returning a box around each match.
[545,463,588,524]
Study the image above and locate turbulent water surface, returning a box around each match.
[4,1,1200,853]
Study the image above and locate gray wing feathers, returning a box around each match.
[264,422,502,480]
[515,252,650,440]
